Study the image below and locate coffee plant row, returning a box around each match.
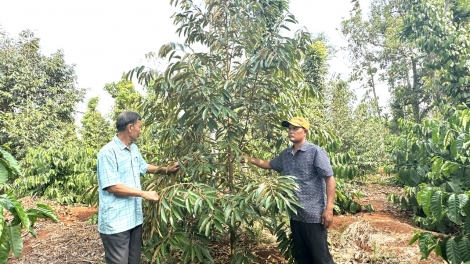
[390,106,470,263]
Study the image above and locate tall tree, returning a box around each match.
[129,0,318,262]
[341,0,436,123]
[322,77,388,173]
[0,30,85,158]
[103,73,142,120]
[401,0,470,105]
[80,97,113,150]
[301,37,329,96]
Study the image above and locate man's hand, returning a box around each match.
[240,155,272,169]
[322,209,334,229]
[141,191,160,201]
[168,162,180,172]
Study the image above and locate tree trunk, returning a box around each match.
[411,56,421,123]
[369,71,382,118]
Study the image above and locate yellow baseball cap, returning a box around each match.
[281,117,310,130]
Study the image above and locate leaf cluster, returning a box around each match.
[401,0,470,105]
[390,105,470,262]
[0,147,58,263]
[142,176,300,264]
[14,145,98,205]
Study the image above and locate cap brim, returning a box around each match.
[281,121,291,127]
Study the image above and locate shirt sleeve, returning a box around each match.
[269,151,285,172]
[97,149,121,189]
[314,148,334,177]
[137,148,149,175]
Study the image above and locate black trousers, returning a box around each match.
[290,220,334,264]
[99,224,143,264]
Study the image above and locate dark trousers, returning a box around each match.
[99,225,143,264]
[290,220,334,264]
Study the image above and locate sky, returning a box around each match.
[0,0,382,117]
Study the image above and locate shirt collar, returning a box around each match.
[290,140,309,153]
[113,134,130,150]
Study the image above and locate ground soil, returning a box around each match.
[7,180,445,264]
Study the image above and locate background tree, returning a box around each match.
[322,77,389,173]
[301,37,329,96]
[383,0,470,262]
[341,0,436,124]
[80,97,113,150]
[401,0,470,106]
[12,76,141,205]
[104,73,142,120]
[0,30,85,159]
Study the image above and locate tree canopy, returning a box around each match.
[0,30,85,158]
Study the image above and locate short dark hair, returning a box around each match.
[116,111,141,132]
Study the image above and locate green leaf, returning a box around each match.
[464,217,470,236]
[409,231,421,245]
[463,195,470,216]
[450,140,458,157]
[349,201,362,213]
[464,169,470,187]
[410,168,420,186]
[364,204,375,212]
[456,134,465,154]
[432,126,439,145]
[430,191,442,219]
[213,219,224,232]
[400,197,408,208]
[417,187,433,217]
[184,197,191,213]
[0,149,20,175]
[28,204,58,223]
[171,207,183,221]
[0,222,9,264]
[199,216,210,233]
[457,236,470,261]
[0,161,7,185]
[448,194,462,224]
[7,224,22,257]
[277,235,290,251]
[0,204,3,237]
[162,199,171,210]
[202,108,208,121]
[418,233,437,259]
[441,161,461,177]
[447,238,464,264]
[447,181,463,192]
[160,206,167,224]
[459,194,469,209]
[224,206,232,223]
[442,129,453,148]
[0,195,32,233]
[204,220,211,237]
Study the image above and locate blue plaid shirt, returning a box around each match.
[270,141,334,223]
[97,135,149,234]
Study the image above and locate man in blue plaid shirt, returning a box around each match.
[97,111,179,264]
[243,117,336,264]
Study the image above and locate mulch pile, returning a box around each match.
[8,197,103,264]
